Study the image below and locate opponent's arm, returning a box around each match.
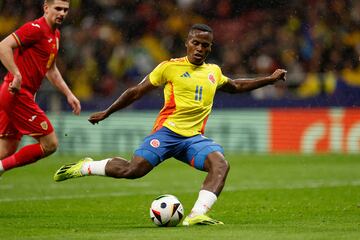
[0,34,22,93]
[219,69,287,93]
[88,76,157,124]
[46,63,81,115]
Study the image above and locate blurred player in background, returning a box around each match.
[0,0,81,176]
[54,24,286,225]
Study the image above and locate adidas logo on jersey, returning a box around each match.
[180,72,191,78]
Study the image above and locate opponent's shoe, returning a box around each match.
[53,157,93,182]
[182,214,224,226]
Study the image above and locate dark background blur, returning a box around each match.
[1,0,360,111]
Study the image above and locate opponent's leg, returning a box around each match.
[0,132,58,173]
[0,137,19,159]
[183,151,230,226]
[0,138,20,175]
[54,155,153,181]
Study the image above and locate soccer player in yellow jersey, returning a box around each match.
[54,24,286,226]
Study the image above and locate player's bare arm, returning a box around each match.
[219,69,287,93]
[46,63,81,115]
[88,76,157,124]
[0,34,22,93]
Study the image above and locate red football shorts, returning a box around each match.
[0,81,54,140]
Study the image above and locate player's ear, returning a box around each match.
[185,39,190,48]
[43,2,48,14]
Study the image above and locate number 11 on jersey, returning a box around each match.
[195,85,203,101]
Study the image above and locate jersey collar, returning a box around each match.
[40,16,55,33]
[185,56,205,67]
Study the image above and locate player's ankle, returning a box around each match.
[80,159,109,176]
[187,211,202,218]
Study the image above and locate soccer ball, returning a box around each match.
[149,194,184,227]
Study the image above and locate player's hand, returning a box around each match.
[270,69,287,82]
[8,74,22,93]
[88,111,108,125]
[67,94,81,115]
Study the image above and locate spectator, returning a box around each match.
[1,0,359,105]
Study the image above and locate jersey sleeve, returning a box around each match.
[149,61,169,86]
[12,22,42,48]
[216,65,229,89]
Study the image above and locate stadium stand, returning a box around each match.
[0,0,359,110]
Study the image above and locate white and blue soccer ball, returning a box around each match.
[149,194,184,227]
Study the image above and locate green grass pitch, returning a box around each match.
[0,154,359,240]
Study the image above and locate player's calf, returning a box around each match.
[0,143,44,171]
[105,156,153,179]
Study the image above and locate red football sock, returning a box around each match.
[1,143,45,170]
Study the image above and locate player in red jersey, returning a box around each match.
[0,0,81,176]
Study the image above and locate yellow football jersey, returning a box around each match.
[149,57,229,137]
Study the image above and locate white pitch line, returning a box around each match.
[0,179,359,203]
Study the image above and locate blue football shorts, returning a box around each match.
[134,127,224,171]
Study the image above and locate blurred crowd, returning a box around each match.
[0,0,359,102]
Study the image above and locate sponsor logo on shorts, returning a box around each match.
[40,121,48,130]
[150,139,160,148]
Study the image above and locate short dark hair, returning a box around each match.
[189,23,213,33]
[45,0,70,4]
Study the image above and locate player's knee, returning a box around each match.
[205,151,229,176]
[217,159,230,177]
[41,139,58,156]
[224,159,230,175]
[208,158,229,180]
[125,159,152,179]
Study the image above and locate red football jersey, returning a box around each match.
[4,17,60,95]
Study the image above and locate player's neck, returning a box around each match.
[186,56,205,66]
[43,15,57,31]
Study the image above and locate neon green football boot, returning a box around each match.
[182,214,224,226]
[53,157,93,182]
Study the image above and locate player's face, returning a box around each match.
[44,0,69,28]
[186,30,213,65]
